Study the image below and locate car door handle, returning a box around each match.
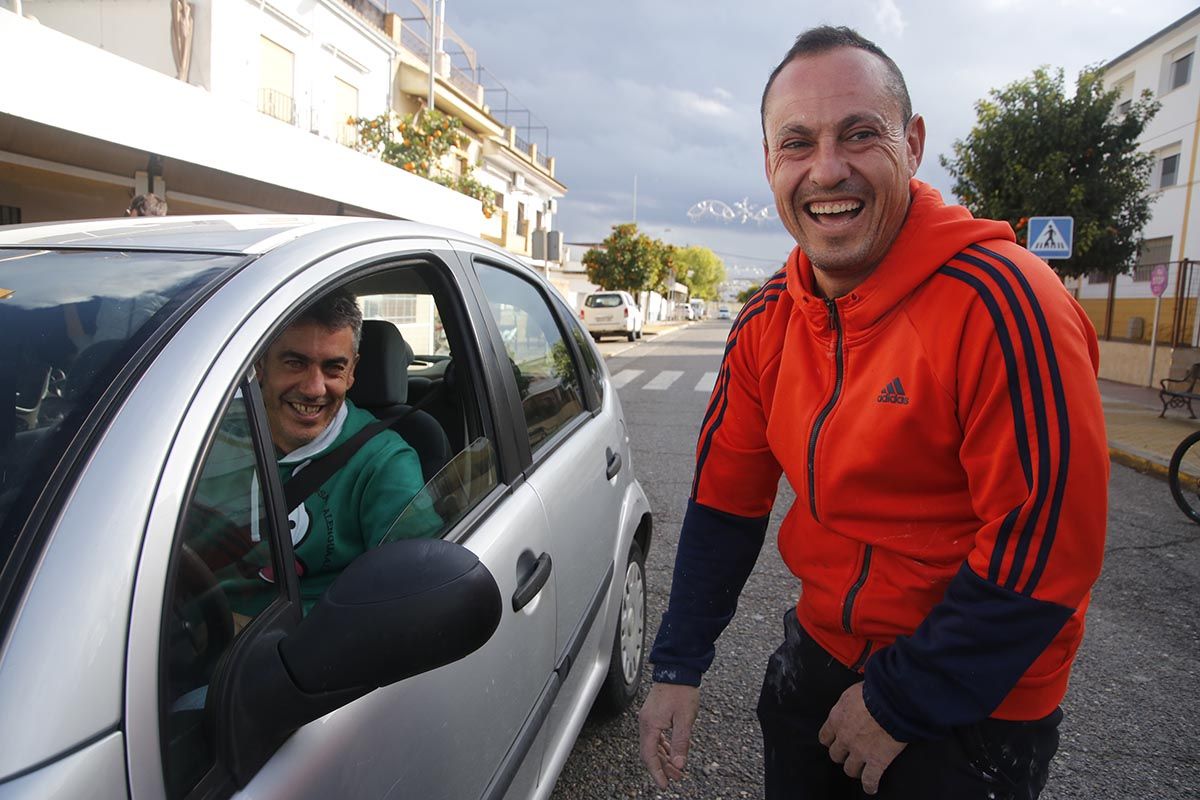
[512,552,552,611]
[606,447,622,480]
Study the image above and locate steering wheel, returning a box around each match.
[166,543,236,691]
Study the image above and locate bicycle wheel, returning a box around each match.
[1168,429,1200,523]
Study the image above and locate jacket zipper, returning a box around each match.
[807,298,873,643]
[842,544,872,633]
[807,298,844,520]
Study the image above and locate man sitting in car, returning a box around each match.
[196,289,441,616]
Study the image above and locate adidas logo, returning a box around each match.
[877,377,910,405]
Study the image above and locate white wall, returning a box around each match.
[208,0,393,141]
[23,0,176,76]
[23,0,393,144]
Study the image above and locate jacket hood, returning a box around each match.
[786,179,1015,332]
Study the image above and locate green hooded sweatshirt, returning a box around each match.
[193,399,441,615]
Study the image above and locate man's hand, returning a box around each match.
[818,682,906,795]
[638,682,700,789]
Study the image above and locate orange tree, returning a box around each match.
[351,109,497,216]
[583,223,674,294]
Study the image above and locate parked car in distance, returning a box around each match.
[676,302,695,321]
[718,305,731,320]
[581,290,643,342]
[0,216,652,800]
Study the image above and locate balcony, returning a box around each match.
[258,88,296,125]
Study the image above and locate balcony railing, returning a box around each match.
[535,151,549,171]
[258,88,296,125]
[339,0,386,31]
[400,26,430,61]
[336,123,358,148]
[449,64,479,96]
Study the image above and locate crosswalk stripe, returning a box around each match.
[644,370,683,390]
[610,369,643,388]
[694,372,717,393]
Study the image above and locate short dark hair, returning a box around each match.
[760,26,912,137]
[127,193,168,216]
[296,288,363,353]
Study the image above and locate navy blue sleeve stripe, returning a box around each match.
[648,499,770,685]
[691,277,785,500]
[950,253,1054,593]
[937,265,1032,584]
[969,245,1072,595]
[695,272,786,437]
[863,562,1075,741]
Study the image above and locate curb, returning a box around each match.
[1109,444,1200,492]
[1110,447,1170,481]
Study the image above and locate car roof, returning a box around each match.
[0,215,472,255]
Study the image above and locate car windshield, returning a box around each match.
[585,294,622,308]
[0,248,243,569]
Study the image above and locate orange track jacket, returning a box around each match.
[650,181,1108,741]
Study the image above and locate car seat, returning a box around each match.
[348,320,451,483]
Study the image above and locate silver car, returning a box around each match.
[0,217,651,800]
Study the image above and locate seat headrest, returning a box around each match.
[349,319,411,407]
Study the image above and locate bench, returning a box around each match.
[1159,363,1200,418]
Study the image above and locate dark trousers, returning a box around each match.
[756,609,1061,800]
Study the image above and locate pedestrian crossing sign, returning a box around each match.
[1027,216,1073,260]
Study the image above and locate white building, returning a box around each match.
[384,0,567,268]
[0,0,492,229]
[1086,7,1200,384]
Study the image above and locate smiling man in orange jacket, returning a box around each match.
[638,26,1108,800]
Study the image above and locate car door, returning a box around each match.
[467,255,624,753]
[124,241,557,800]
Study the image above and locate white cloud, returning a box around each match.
[874,0,906,37]
[670,89,735,118]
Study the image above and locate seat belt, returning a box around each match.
[282,387,441,512]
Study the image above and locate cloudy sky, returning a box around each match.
[426,0,1196,280]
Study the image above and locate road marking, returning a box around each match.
[695,372,718,393]
[644,370,683,390]
[610,369,643,388]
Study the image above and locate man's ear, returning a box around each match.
[905,114,926,176]
[762,138,772,182]
[346,353,360,389]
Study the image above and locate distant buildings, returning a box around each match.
[0,0,566,271]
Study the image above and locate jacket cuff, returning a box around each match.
[651,664,703,686]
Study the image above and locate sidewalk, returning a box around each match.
[1101,379,1200,483]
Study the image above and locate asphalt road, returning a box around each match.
[550,321,1200,800]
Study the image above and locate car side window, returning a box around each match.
[350,265,501,537]
[161,382,291,799]
[475,262,585,452]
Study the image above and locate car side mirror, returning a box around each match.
[212,538,501,786]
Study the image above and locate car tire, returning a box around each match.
[626,329,636,342]
[593,333,602,343]
[593,540,646,717]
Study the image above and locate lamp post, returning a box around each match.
[427,0,442,110]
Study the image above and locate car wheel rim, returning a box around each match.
[618,559,645,685]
